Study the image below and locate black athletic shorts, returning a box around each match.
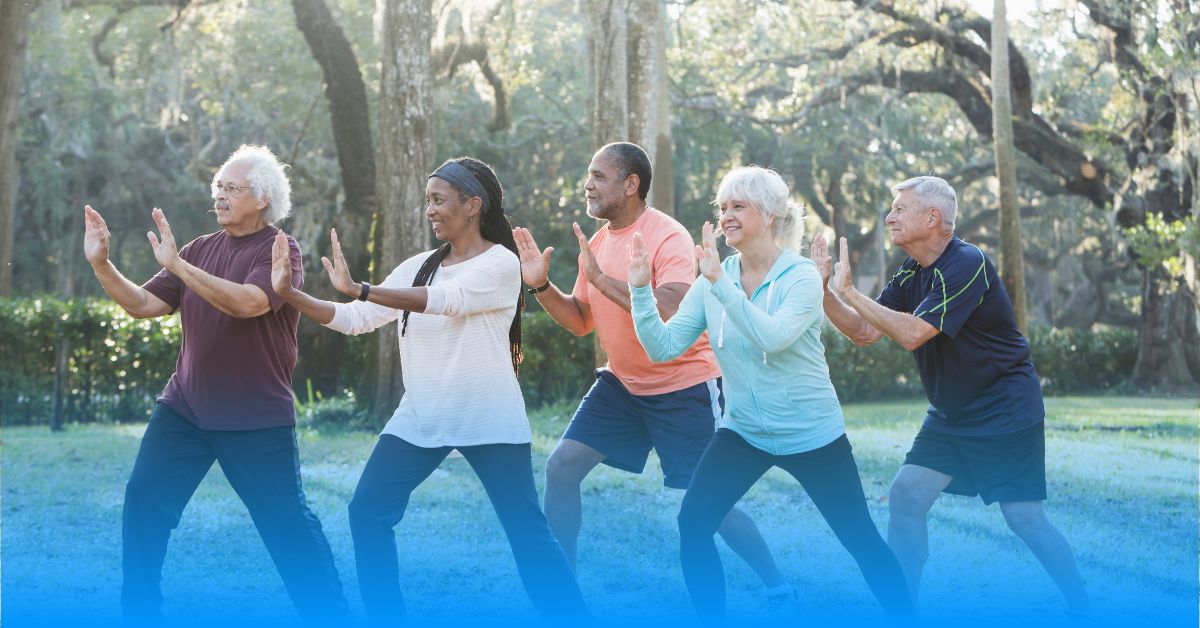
[903,420,1047,505]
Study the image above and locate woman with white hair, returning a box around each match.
[626,166,914,623]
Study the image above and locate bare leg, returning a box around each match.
[715,506,787,589]
[999,501,1091,612]
[887,464,952,604]
[543,438,606,572]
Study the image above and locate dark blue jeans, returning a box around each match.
[348,434,589,624]
[679,429,915,623]
[121,403,351,624]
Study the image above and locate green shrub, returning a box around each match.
[820,323,1138,402]
[296,393,381,433]
[518,310,595,408]
[1027,325,1137,394]
[822,327,924,401]
[0,297,181,425]
[0,298,1145,428]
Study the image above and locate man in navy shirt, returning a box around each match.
[812,176,1090,616]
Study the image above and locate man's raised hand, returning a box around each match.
[573,222,602,283]
[83,205,111,266]
[831,236,854,296]
[147,207,181,271]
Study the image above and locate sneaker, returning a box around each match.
[763,584,800,619]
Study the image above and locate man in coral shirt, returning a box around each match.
[514,142,795,611]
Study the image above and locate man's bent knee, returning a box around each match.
[1001,501,1050,540]
[889,465,949,518]
[546,441,601,486]
[888,480,931,519]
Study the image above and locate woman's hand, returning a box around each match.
[811,234,833,292]
[271,232,297,297]
[695,221,722,283]
[321,228,359,297]
[626,232,651,288]
[513,227,553,288]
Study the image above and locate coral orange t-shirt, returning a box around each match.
[572,207,721,395]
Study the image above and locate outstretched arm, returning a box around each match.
[149,208,271,319]
[812,234,883,345]
[83,205,172,319]
[628,232,708,362]
[513,226,594,336]
[572,222,687,318]
[271,232,335,324]
[318,227,428,312]
[704,225,819,353]
[822,236,937,351]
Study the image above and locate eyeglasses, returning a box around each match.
[213,182,252,196]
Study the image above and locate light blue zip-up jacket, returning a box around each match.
[630,249,845,455]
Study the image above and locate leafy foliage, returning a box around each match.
[0,297,180,425]
[0,298,1142,426]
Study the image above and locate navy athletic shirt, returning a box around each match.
[877,237,1044,436]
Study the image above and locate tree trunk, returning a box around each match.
[626,0,657,163]
[0,0,30,297]
[990,0,1027,334]
[585,0,629,149]
[291,0,378,398]
[373,0,434,419]
[584,0,630,369]
[1133,266,1200,389]
[650,3,673,215]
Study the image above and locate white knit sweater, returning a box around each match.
[325,245,531,447]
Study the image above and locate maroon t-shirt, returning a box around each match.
[143,225,303,430]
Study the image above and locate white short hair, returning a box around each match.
[891,176,957,229]
[714,166,805,250]
[211,145,293,224]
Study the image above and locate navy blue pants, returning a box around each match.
[348,434,589,624]
[121,403,351,624]
[679,429,914,622]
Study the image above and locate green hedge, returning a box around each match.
[0,297,1141,426]
[1027,325,1138,393]
[0,298,181,426]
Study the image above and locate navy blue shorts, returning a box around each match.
[904,420,1047,505]
[562,370,724,489]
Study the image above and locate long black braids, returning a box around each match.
[400,157,524,372]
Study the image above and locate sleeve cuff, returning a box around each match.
[630,283,656,308]
[324,303,352,333]
[423,285,447,315]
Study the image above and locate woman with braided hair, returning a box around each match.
[270,157,589,624]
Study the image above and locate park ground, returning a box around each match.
[2,396,1197,627]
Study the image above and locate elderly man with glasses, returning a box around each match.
[83,145,352,625]
[813,176,1090,618]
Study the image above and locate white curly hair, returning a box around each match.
[211,144,293,224]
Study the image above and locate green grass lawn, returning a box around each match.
[2,397,1197,626]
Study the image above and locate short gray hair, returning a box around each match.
[891,176,957,229]
[714,166,805,250]
[211,145,293,224]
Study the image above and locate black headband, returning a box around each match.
[429,162,491,214]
